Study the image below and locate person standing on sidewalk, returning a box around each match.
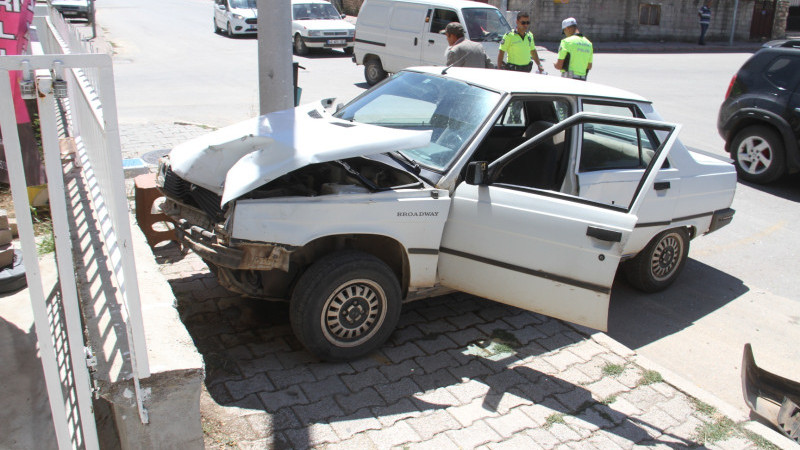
[497,12,544,73]
[698,1,711,45]
[444,22,493,68]
[554,17,593,81]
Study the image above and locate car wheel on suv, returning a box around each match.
[731,125,786,184]
[717,39,800,184]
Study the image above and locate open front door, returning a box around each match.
[438,113,680,331]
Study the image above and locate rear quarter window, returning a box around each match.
[762,55,800,90]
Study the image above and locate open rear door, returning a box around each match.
[438,113,680,330]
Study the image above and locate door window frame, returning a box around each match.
[487,112,679,213]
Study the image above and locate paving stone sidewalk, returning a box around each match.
[122,122,786,449]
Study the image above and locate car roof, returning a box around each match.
[407,67,650,103]
[364,0,499,9]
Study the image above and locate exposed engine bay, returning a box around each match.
[160,156,422,222]
[158,155,425,300]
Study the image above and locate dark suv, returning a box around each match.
[718,39,800,184]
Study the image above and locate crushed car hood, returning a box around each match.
[168,104,432,205]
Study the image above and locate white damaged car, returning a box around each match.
[157,68,736,361]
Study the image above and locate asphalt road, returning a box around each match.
[86,0,800,417]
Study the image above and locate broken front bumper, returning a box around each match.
[162,198,292,272]
[741,343,800,443]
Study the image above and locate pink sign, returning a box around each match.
[0,0,35,123]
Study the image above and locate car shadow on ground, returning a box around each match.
[607,258,748,349]
[737,173,800,203]
[294,49,353,59]
[156,246,714,448]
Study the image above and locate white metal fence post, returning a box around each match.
[36,65,101,449]
[0,69,74,449]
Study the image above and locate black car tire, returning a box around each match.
[364,58,387,86]
[731,125,785,184]
[343,46,354,56]
[214,18,221,34]
[290,250,401,361]
[0,250,27,295]
[293,34,309,55]
[623,228,690,293]
[227,22,234,37]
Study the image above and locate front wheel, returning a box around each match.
[364,58,387,86]
[293,34,309,55]
[227,22,234,37]
[730,125,785,184]
[623,228,690,293]
[290,251,401,361]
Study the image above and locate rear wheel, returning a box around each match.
[293,34,309,55]
[364,58,387,86]
[731,125,785,184]
[343,46,354,56]
[290,251,401,361]
[623,228,690,293]
[213,18,221,34]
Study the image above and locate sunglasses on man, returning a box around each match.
[519,21,530,24]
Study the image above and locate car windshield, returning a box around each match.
[292,3,341,20]
[334,71,501,171]
[463,8,512,42]
[230,0,257,8]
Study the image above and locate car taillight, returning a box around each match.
[724,74,737,99]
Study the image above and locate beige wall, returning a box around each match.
[344,0,793,42]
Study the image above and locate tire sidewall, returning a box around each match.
[294,34,308,55]
[625,228,690,293]
[364,59,385,86]
[290,252,401,361]
[731,125,785,184]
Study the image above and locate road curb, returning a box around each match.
[589,330,798,448]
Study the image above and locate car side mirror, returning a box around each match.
[341,14,346,19]
[335,103,345,112]
[465,161,488,186]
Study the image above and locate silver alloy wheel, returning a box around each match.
[649,231,684,281]
[736,135,773,176]
[320,279,387,347]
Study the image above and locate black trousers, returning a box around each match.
[503,62,533,73]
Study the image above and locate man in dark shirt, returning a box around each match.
[698,1,711,45]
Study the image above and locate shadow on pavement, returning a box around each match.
[156,244,714,448]
[607,258,748,350]
[737,173,800,203]
[0,317,57,450]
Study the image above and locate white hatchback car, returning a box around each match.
[291,0,355,55]
[213,0,257,37]
[51,0,90,20]
[157,68,736,361]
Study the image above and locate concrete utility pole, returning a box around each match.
[258,0,294,115]
[729,0,740,45]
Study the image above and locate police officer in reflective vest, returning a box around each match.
[554,17,593,81]
[497,12,543,73]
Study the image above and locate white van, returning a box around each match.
[353,0,511,85]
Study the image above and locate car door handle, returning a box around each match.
[586,226,622,242]
[414,37,418,46]
[654,181,671,191]
[428,39,435,44]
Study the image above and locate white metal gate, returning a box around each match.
[0,8,150,448]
